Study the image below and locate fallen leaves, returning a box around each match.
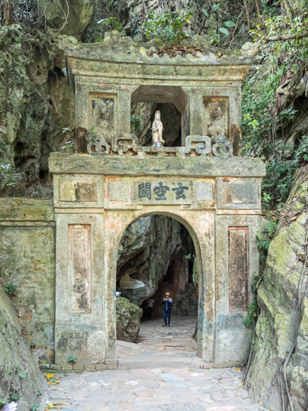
[45,373,61,386]
[45,402,70,410]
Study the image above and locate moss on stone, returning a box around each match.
[116,296,143,343]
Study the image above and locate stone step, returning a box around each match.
[118,355,203,370]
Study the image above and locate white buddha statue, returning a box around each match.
[152,110,165,146]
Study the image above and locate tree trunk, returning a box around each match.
[1,1,13,25]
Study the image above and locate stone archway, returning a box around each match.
[50,154,265,369]
[106,209,213,363]
[51,37,265,370]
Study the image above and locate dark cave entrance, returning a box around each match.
[116,214,198,322]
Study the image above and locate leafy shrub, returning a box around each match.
[141,10,192,45]
[11,393,20,401]
[5,283,17,296]
[97,17,122,32]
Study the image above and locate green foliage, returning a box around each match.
[11,393,20,401]
[256,217,277,256]
[241,5,308,210]
[251,10,308,61]
[245,275,261,328]
[261,156,298,209]
[295,136,308,163]
[0,164,23,188]
[97,17,122,32]
[31,406,39,411]
[241,67,288,159]
[0,399,7,405]
[141,10,193,45]
[88,126,97,143]
[256,214,277,269]
[251,275,260,293]
[241,56,306,210]
[5,283,17,296]
[68,355,77,363]
[18,371,27,378]
[131,116,140,133]
[60,140,74,153]
[205,5,236,44]
[245,302,259,328]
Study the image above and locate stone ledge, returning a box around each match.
[39,361,118,372]
[49,154,266,178]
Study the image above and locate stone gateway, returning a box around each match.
[0,35,266,370]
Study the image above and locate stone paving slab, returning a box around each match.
[44,317,268,410]
[44,367,268,411]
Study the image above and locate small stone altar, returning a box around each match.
[46,35,266,369]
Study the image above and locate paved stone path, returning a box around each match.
[118,316,199,369]
[44,316,268,411]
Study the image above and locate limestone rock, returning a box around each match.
[0,25,74,197]
[120,273,145,289]
[117,215,182,306]
[241,42,260,58]
[116,296,143,343]
[38,0,96,39]
[0,285,45,408]
[245,175,308,410]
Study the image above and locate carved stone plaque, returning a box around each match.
[60,180,97,202]
[203,97,229,141]
[228,227,248,311]
[222,180,258,205]
[132,181,192,205]
[68,225,91,313]
[90,93,116,144]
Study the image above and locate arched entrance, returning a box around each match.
[104,209,214,364]
[115,213,204,354]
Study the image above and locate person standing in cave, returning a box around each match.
[162,292,172,327]
[146,297,155,319]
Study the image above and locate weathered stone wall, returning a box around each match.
[0,284,45,408]
[0,198,55,363]
[245,167,308,411]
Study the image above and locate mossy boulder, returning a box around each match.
[0,285,45,408]
[116,297,143,343]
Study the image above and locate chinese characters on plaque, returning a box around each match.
[134,181,192,204]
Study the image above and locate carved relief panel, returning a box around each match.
[228,227,248,311]
[89,93,117,144]
[68,225,91,313]
[203,97,229,142]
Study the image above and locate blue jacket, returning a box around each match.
[163,298,172,311]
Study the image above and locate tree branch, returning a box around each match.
[265,30,308,42]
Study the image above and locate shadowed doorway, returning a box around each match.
[116,214,198,359]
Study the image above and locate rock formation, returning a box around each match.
[116,296,143,343]
[0,285,45,408]
[117,215,185,306]
[245,166,308,411]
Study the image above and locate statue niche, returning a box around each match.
[152,110,165,147]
